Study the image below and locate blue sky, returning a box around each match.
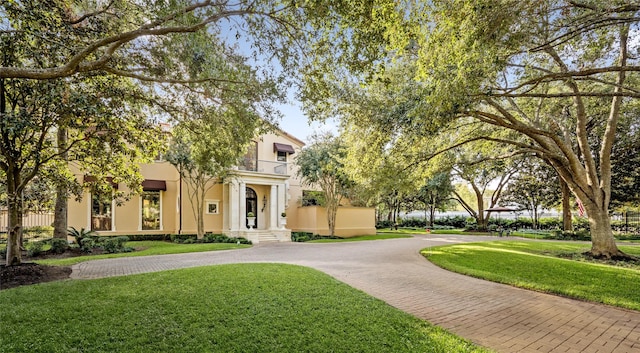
[274,101,338,144]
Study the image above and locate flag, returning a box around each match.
[577,198,586,217]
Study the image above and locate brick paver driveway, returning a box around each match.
[72,234,640,353]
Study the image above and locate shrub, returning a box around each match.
[434,216,469,228]
[79,237,96,253]
[67,227,98,251]
[550,229,591,241]
[464,217,477,230]
[291,232,340,242]
[375,220,394,229]
[171,234,196,243]
[127,234,171,241]
[202,233,251,244]
[101,236,130,253]
[27,241,45,257]
[0,247,6,260]
[292,232,315,242]
[49,238,69,254]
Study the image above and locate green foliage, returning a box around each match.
[172,233,252,245]
[291,232,321,242]
[67,227,97,251]
[26,241,45,257]
[101,236,132,254]
[301,190,326,206]
[48,238,69,254]
[296,133,354,236]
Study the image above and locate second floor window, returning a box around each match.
[242,141,258,171]
[277,151,287,162]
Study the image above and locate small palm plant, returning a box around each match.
[67,227,98,252]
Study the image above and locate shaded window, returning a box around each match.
[242,141,258,171]
[277,151,287,162]
[141,191,161,230]
[91,192,112,231]
[206,200,219,214]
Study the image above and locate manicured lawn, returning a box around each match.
[36,241,250,266]
[424,241,640,311]
[0,264,486,353]
[309,233,412,242]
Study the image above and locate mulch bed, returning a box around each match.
[0,262,72,291]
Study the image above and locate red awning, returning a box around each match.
[273,143,295,154]
[83,175,118,189]
[142,179,167,191]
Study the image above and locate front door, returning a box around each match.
[246,187,257,228]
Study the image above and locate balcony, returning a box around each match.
[237,158,288,175]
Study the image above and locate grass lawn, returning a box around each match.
[424,241,640,311]
[0,264,486,353]
[309,233,412,243]
[35,241,250,266]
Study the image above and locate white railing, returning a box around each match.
[237,159,288,175]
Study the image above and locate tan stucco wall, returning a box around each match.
[293,206,376,237]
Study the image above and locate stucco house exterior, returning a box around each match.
[67,129,375,243]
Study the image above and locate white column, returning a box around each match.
[239,182,246,229]
[269,185,277,229]
[229,181,239,231]
[278,183,286,228]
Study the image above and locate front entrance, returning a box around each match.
[246,187,257,229]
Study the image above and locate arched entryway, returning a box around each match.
[246,187,257,229]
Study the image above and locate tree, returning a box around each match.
[501,160,561,229]
[451,156,517,231]
[0,71,164,266]
[415,172,455,228]
[166,104,263,239]
[296,133,353,236]
[305,1,640,258]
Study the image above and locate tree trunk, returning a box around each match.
[53,127,68,239]
[196,190,205,240]
[560,180,573,232]
[5,174,23,266]
[587,205,623,258]
[327,200,338,236]
[53,185,68,239]
[428,204,435,228]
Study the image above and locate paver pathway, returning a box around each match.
[72,234,640,353]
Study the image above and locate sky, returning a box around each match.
[275,102,338,144]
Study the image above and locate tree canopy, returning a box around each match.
[303,1,640,258]
[296,133,353,236]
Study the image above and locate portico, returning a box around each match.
[222,172,291,243]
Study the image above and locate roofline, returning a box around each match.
[272,125,306,147]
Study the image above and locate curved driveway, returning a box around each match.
[72,234,640,353]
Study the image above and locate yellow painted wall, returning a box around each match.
[293,206,376,237]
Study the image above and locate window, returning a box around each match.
[241,141,258,171]
[277,151,287,162]
[206,200,219,214]
[91,192,113,231]
[141,191,161,230]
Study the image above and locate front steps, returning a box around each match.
[224,229,291,244]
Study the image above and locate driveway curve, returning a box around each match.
[71,234,640,353]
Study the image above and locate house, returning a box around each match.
[67,129,376,243]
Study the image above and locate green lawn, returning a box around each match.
[424,241,640,311]
[36,241,250,266]
[309,233,412,242]
[0,264,486,353]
